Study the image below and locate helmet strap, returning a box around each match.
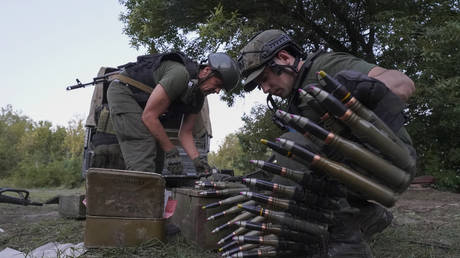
[197,70,217,87]
[268,56,301,76]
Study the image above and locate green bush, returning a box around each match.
[9,157,82,188]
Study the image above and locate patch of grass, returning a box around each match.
[0,218,84,253]
[371,224,460,258]
[27,185,85,202]
[84,235,220,258]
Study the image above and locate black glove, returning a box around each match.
[165,147,183,175]
[193,156,211,174]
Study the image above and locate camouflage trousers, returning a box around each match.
[107,80,164,173]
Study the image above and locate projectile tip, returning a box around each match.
[318,70,327,77]
[260,139,268,144]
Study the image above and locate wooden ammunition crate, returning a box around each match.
[85,216,165,248]
[86,168,165,218]
[170,188,235,250]
[58,194,86,219]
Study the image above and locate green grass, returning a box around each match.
[2,188,460,258]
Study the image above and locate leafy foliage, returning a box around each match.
[208,105,283,175]
[208,134,247,176]
[0,105,84,188]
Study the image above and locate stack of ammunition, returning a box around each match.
[199,71,415,257]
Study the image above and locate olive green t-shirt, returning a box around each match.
[303,52,376,86]
[153,60,190,102]
[295,52,376,121]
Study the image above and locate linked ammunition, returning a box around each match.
[306,86,414,172]
[212,211,255,233]
[260,139,309,166]
[240,191,334,223]
[221,244,258,257]
[207,200,256,221]
[239,205,328,237]
[196,181,246,189]
[242,177,297,197]
[298,88,347,134]
[199,188,248,197]
[219,230,262,252]
[202,194,248,210]
[276,138,398,207]
[233,235,311,251]
[248,161,346,198]
[249,160,308,182]
[229,247,282,258]
[217,216,265,246]
[279,112,411,191]
[234,221,319,243]
[317,70,405,147]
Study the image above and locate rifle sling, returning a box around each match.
[109,74,153,94]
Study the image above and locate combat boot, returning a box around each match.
[354,201,393,241]
[327,212,374,258]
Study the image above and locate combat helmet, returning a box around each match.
[207,53,240,92]
[238,30,303,92]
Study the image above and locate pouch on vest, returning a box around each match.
[333,70,406,133]
[95,104,116,135]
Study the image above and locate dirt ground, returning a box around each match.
[1,187,460,257]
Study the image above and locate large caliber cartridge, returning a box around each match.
[240,191,334,223]
[235,221,319,243]
[259,139,309,166]
[212,211,255,233]
[248,161,346,198]
[239,205,328,237]
[276,138,398,207]
[202,194,248,210]
[275,110,411,192]
[218,216,265,246]
[306,85,414,172]
[207,200,256,221]
[317,70,406,147]
[199,188,249,197]
[233,235,312,251]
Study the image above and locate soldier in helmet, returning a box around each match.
[107,52,240,175]
[238,30,417,257]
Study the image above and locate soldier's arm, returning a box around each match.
[142,84,176,152]
[179,113,200,160]
[368,66,415,101]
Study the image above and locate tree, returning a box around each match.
[208,133,248,176]
[0,105,33,178]
[0,105,84,188]
[236,104,283,159]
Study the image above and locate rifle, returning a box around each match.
[66,71,121,91]
[0,188,43,206]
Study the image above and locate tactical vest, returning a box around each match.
[285,52,406,134]
[120,52,202,113]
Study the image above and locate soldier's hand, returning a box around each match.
[193,156,211,174]
[165,147,183,175]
